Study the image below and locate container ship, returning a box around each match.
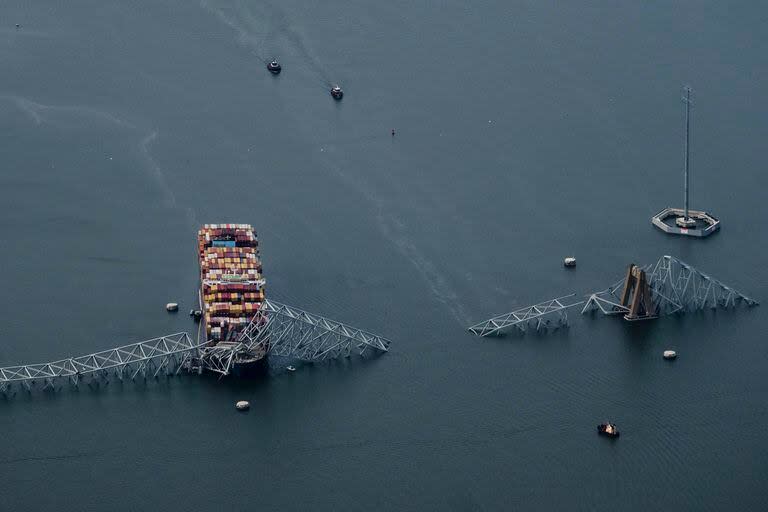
[198,224,267,373]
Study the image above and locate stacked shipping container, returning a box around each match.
[198,224,265,342]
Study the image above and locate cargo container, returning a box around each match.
[198,224,267,372]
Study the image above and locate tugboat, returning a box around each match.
[267,59,281,75]
[597,422,620,438]
[330,85,343,100]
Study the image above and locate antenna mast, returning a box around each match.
[651,85,719,237]
[683,86,693,221]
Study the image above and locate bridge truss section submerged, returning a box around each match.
[469,255,758,338]
[200,299,392,376]
[582,255,758,317]
[0,299,391,393]
[468,294,585,337]
[0,333,200,393]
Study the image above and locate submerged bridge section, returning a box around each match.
[0,299,391,393]
[469,255,758,338]
[0,333,200,393]
[198,299,392,376]
[582,255,758,317]
[468,294,585,337]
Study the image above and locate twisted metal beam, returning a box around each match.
[473,255,758,338]
[237,299,391,362]
[583,256,758,317]
[1,299,392,389]
[647,255,758,314]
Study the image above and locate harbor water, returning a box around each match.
[1,1,767,510]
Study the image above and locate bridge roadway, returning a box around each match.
[0,299,391,393]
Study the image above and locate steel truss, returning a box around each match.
[1,300,392,391]
[197,299,391,376]
[646,255,758,314]
[240,299,390,360]
[472,255,758,338]
[468,294,585,337]
[1,300,391,394]
[0,333,200,393]
[582,256,758,316]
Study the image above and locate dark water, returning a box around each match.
[1,1,767,510]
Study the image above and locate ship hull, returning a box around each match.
[231,357,269,378]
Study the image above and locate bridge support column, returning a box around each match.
[620,264,657,321]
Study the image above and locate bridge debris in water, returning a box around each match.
[0,333,199,393]
[0,299,391,395]
[582,255,758,317]
[468,294,585,337]
[469,255,758,338]
[196,298,391,377]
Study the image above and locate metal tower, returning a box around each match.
[682,86,693,223]
[651,87,719,237]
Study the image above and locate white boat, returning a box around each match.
[663,350,677,360]
[564,257,577,267]
[235,400,250,411]
[166,302,179,312]
[286,365,296,372]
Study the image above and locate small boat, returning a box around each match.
[166,302,179,312]
[235,400,250,411]
[663,350,677,360]
[286,365,296,372]
[564,257,576,267]
[597,422,620,438]
[330,85,343,100]
[267,59,281,74]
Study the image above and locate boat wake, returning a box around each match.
[200,0,335,88]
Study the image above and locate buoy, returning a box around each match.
[235,400,250,411]
[564,257,577,267]
[166,303,179,312]
[391,129,395,136]
[663,350,677,360]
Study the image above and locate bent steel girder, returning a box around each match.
[237,299,391,362]
[0,333,201,388]
[0,301,392,388]
[646,255,758,314]
[470,255,758,338]
[198,342,238,376]
[583,256,757,317]
[468,294,585,337]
